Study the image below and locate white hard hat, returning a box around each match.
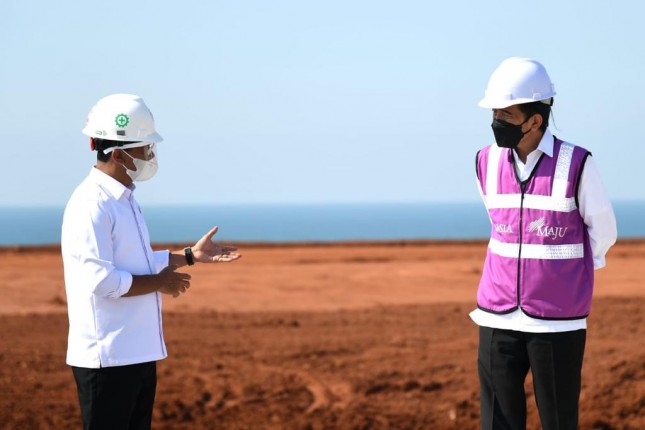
[478,57,556,109]
[82,94,163,151]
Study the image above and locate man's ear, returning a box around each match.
[90,138,96,151]
[530,114,543,132]
[111,149,125,165]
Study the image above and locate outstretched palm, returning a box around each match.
[192,226,241,263]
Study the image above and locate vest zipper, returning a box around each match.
[517,181,527,307]
[512,152,543,310]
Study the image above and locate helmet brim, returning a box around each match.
[478,97,554,109]
[82,128,163,143]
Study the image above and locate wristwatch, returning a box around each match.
[184,247,195,266]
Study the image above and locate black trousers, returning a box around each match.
[72,361,157,430]
[478,327,586,430]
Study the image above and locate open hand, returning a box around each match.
[191,226,241,263]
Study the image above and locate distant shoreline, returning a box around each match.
[3,201,642,246]
[2,237,643,254]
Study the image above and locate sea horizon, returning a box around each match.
[1,200,643,246]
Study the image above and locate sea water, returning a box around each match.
[0,201,642,246]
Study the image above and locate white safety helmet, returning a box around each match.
[83,93,163,152]
[478,57,556,109]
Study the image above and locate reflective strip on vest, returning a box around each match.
[485,194,577,212]
[485,141,584,260]
[485,144,502,196]
[484,142,577,213]
[552,142,574,199]
[488,238,585,259]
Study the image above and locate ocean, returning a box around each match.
[0,201,643,246]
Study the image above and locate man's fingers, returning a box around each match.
[203,226,219,242]
[214,253,241,262]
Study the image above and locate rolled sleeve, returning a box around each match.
[80,254,132,298]
[117,271,134,296]
[71,202,134,298]
[153,250,170,274]
[86,260,133,298]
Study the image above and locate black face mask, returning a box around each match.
[491,118,529,149]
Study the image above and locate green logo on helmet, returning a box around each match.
[115,113,129,128]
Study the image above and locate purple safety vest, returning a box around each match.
[476,138,594,320]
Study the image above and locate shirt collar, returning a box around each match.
[89,167,135,200]
[513,128,554,162]
[536,128,554,158]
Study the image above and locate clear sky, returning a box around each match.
[1,0,643,206]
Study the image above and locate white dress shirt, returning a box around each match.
[470,129,618,333]
[62,167,170,368]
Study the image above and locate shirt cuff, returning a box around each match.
[153,250,170,274]
[118,271,134,296]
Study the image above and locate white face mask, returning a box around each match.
[121,146,158,182]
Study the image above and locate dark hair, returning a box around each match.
[94,139,139,163]
[518,100,552,132]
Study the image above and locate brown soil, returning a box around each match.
[0,240,643,429]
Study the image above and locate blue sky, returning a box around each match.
[1,0,643,206]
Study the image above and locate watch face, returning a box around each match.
[184,247,194,265]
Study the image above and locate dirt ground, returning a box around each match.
[0,240,643,429]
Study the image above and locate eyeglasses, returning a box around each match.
[122,143,156,160]
[102,142,156,159]
[143,143,156,160]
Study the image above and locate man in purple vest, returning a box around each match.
[472,58,617,429]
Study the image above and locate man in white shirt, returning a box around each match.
[62,94,241,430]
[472,58,617,429]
